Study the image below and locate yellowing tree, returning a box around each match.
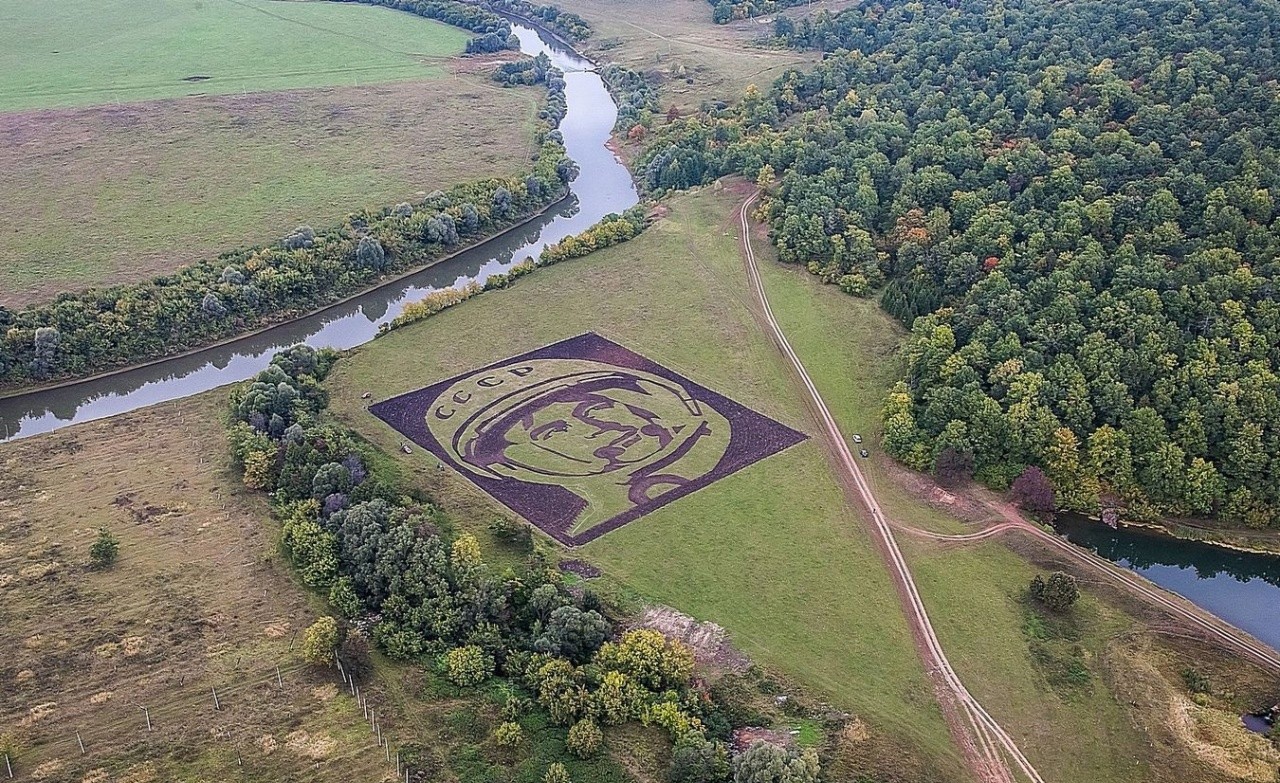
[301,617,338,666]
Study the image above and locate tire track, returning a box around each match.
[736,191,1044,783]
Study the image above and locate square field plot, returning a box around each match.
[370,332,806,545]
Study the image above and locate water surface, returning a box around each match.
[1054,514,1280,651]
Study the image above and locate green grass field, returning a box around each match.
[0,0,471,111]
[324,184,1279,782]
[326,184,968,779]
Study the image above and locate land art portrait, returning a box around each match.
[370,332,806,545]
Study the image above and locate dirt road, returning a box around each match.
[736,192,1044,783]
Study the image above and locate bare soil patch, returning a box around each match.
[632,606,751,673]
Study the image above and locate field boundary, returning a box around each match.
[0,192,570,405]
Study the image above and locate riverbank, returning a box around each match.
[1115,517,1280,558]
[0,21,639,443]
[0,191,569,403]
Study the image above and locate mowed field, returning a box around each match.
[0,0,543,307]
[0,0,469,110]
[325,185,1280,783]
[0,392,395,782]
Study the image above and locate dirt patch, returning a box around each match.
[631,605,751,673]
[558,559,601,579]
[285,729,337,760]
[730,726,795,752]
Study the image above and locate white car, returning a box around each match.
[853,434,863,443]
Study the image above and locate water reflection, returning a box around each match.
[1054,514,1280,651]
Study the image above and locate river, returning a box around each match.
[0,22,638,443]
[1054,514,1280,651]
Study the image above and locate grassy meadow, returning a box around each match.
[325,184,1280,783]
[0,79,542,307]
[0,0,546,307]
[0,0,470,111]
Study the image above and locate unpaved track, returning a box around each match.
[736,192,1044,783]
[906,498,1280,673]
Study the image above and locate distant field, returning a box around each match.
[555,0,814,111]
[0,78,542,307]
[0,0,470,111]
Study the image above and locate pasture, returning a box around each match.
[0,0,469,111]
[554,0,815,111]
[0,79,542,307]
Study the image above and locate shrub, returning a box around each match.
[338,631,374,681]
[1030,572,1079,612]
[301,616,339,666]
[731,742,820,783]
[494,721,525,748]
[88,527,119,569]
[444,645,495,687]
[670,738,731,783]
[544,763,571,783]
[566,718,603,758]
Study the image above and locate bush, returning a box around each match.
[88,526,119,569]
[1030,572,1079,612]
[544,763,571,783]
[494,721,525,748]
[731,742,820,783]
[339,631,374,682]
[301,616,339,666]
[566,718,603,758]
[444,645,495,687]
[670,738,731,783]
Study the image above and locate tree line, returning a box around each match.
[637,0,1280,527]
[331,0,519,52]
[382,204,649,333]
[480,0,592,42]
[225,344,821,783]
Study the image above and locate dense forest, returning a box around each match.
[640,0,1280,527]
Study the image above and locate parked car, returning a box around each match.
[859,449,870,458]
[853,433,863,443]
